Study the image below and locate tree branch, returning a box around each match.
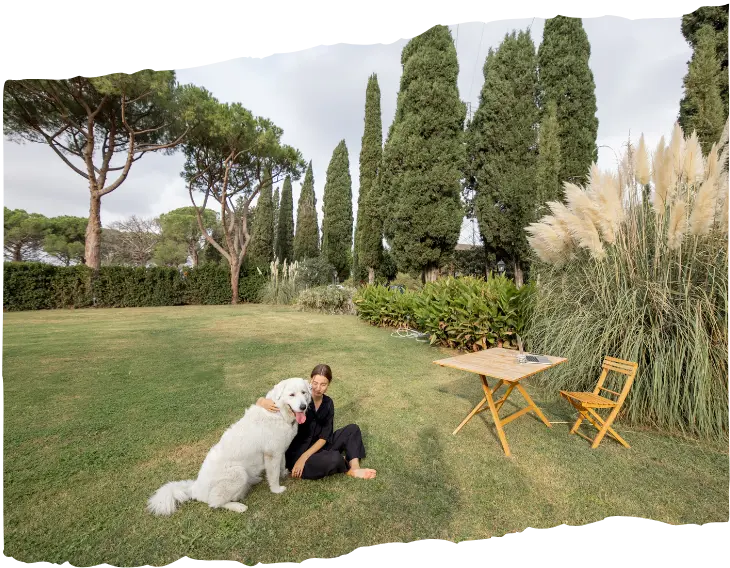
[188,170,231,262]
[97,95,136,196]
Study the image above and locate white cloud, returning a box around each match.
[3,17,692,245]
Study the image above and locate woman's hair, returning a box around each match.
[310,364,332,382]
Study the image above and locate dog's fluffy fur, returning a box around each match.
[146,377,311,515]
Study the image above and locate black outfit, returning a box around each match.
[284,394,367,480]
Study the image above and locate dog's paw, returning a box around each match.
[270,486,287,494]
[223,502,248,513]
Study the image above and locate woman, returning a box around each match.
[256,364,377,480]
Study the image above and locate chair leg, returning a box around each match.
[564,397,585,434]
[588,408,631,448]
[591,406,626,449]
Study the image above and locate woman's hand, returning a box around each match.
[291,456,308,478]
[256,398,279,413]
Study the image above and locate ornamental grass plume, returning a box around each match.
[634,134,651,186]
[682,131,705,186]
[525,119,729,442]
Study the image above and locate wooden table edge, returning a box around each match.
[433,356,568,383]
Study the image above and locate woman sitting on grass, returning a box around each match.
[256,363,377,480]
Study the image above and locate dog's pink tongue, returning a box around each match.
[295,412,306,425]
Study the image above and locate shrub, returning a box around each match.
[412,275,535,351]
[296,285,356,314]
[297,256,336,288]
[525,121,729,441]
[390,272,422,291]
[353,284,418,328]
[353,274,534,351]
[3,261,267,310]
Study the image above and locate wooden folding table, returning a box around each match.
[434,347,567,457]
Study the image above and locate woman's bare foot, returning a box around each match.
[346,468,377,479]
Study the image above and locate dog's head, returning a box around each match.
[266,378,311,425]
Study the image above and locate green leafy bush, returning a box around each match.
[352,274,533,352]
[297,256,336,288]
[353,284,417,328]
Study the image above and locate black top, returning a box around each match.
[287,394,334,457]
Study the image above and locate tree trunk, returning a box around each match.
[85,193,102,271]
[13,244,22,262]
[190,244,199,268]
[514,261,524,288]
[230,259,241,305]
[423,263,439,282]
[368,266,375,285]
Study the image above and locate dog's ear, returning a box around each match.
[266,380,286,402]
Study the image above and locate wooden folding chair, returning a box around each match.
[560,356,638,449]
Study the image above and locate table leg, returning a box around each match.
[481,375,511,457]
[514,383,552,428]
[452,396,487,435]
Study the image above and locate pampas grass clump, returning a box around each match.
[260,258,301,305]
[525,120,729,441]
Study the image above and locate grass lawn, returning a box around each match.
[3,304,728,565]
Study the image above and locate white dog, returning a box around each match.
[146,377,311,515]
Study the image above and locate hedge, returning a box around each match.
[2,262,267,311]
[353,275,536,352]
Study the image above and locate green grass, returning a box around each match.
[3,304,728,565]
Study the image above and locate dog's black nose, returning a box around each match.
[299,404,306,411]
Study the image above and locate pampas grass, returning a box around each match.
[525,120,729,442]
[635,134,651,186]
[261,257,301,304]
[683,131,705,185]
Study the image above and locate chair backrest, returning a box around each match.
[592,356,638,407]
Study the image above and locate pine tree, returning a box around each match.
[535,98,562,213]
[275,175,295,262]
[380,25,466,282]
[272,185,280,254]
[679,24,726,153]
[466,30,539,285]
[321,140,354,281]
[355,73,384,284]
[537,16,598,185]
[293,161,320,261]
[247,169,275,265]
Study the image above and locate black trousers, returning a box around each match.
[286,424,367,480]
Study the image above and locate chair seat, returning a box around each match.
[560,390,617,408]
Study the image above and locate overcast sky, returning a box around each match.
[2,16,691,244]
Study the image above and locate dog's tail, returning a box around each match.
[146,480,195,516]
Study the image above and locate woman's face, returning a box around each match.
[310,374,330,397]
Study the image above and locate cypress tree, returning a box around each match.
[535,98,562,213]
[247,169,275,265]
[537,16,598,184]
[466,30,539,285]
[680,4,728,117]
[293,161,320,261]
[273,185,280,252]
[321,140,354,281]
[380,25,466,282]
[355,73,384,284]
[275,175,295,262]
[679,24,726,153]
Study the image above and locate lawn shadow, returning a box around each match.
[438,375,568,447]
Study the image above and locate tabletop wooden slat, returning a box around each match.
[433,347,567,382]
